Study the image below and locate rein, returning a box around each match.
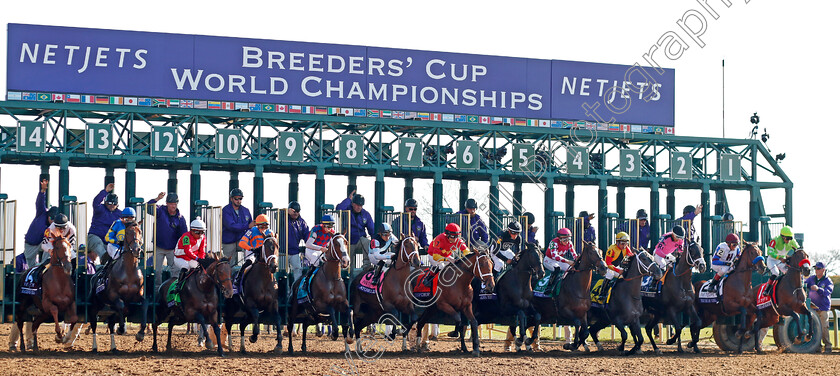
[395,237,419,270]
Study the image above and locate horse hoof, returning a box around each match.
[274,346,283,354]
[804,335,813,342]
[135,332,145,342]
[514,338,523,347]
[524,337,535,346]
[676,347,684,354]
[596,344,604,352]
[250,334,258,344]
[693,347,701,354]
[472,350,481,357]
[562,343,572,351]
[756,348,764,355]
[240,348,247,354]
[666,338,676,345]
[111,348,122,354]
[793,338,802,345]
[117,327,126,336]
[151,346,157,353]
[345,337,354,345]
[654,349,662,355]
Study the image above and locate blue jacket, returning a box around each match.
[805,275,834,312]
[90,190,122,241]
[336,198,375,245]
[678,212,697,237]
[24,191,50,245]
[285,215,309,255]
[455,210,489,245]
[148,199,188,250]
[221,203,253,244]
[615,221,651,250]
[526,227,538,245]
[390,214,429,248]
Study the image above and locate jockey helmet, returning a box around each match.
[288,201,301,212]
[445,223,461,236]
[780,225,794,237]
[523,212,535,226]
[190,218,206,231]
[166,192,179,203]
[352,194,365,206]
[725,233,740,244]
[321,214,336,224]
[53,213,69,227]
[255,214,269,225]
[378,223,392,234]
[616,232,630,242]
[464,198,478,209]
[47,206,60,220]
[229,188,244,198]
[723,212,735,221]
[104,193,119,205]
[557,228,572,238]
[404,198,418,208]
[507,221,522,233]
[121,207,136,218]
[683,205,695,215]
[672,225,686,239]
[636,209,648,220]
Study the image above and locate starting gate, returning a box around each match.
[197,203,223,255]
[0,195,16,321]
[320,206,354,271]
[265,207,291,274]
[550,214,586,253]
[710,219,744,249]
[63,197,87,255]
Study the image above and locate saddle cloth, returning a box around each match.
[21,267,44,296]
[640,276,662,298]
[698,278,726,304]
[755,281,774,309]
[590,278,614,307]
[358,270,384,295]
[412,270,438,299]
[296,267,319,304]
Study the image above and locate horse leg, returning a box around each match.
[136,297,148,342]
[14,319,25,351]
[645,313,660,355]
[464,307,480,357]
[617,325,629,355]
[9,320,21,351]
[687,306,703,353]
[525,311,541,350]
[249,307,261,344]
[45,303,63,344]
[166,321,174,352]
[736,307,748,354]
[113,298,127,336]
[90,313,100,353]
[789,311,803,344]
[328,307,340,342]
[287,305,296,354]
[32,314,49,352]
[342,303,353,353]
[212,323,224,357]
[152,322,159,352]
[274,307,284,354]
[301,322,308,353]
[458,313,468,353]
[414,310,430,352]
[514,310,527,351]
[108,319,119,353]
[629,319,645,355]
[588,319,608,352]
[754,311,765,354]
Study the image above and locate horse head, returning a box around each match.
[51,235,73,274]
[635,249,663,280]
[474,249,495,293]
[516,243,545,280]
[261,236,280,272]
[203,255,233,299]
[123,221,142,259]
[739,242,767,274]
[328,233,350,269]
[685,240,706,273]
[787,248,811,277]
[398,235,421,269]
[578,241,608,276]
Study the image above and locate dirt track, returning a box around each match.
[0,323,836,375]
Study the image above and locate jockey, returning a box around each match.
[544,228,577,286]
[40,213,78,263]
[236,214,275,286]
[598,232,634,299]
[424,223,469,286]
[653,226,686,270]
[304,215,337,271]
[765,225,801,295]
[489,221,523,276]
[103,207,137,265]
[173,218,207,293]
[369,223,398,285]
[709,233,741,290]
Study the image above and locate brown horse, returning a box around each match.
[412,249,495,357]
[643,241,707,354]
[152,255,233,356]
[689,242,767,353]
[88,222,147,352]
[286,233,352,354]
[748,248,812,352]
[349,235,421,352]
[530,241,607,351]
[12,235,80,351]
[223,236,283,353]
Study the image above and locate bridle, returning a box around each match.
[624,250,657,282]
[204,259,232,292]
[568,242,602,274]
[395,237,419,270]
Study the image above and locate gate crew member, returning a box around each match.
[221,188,254,266]
[285,201,310,283]
[336,191,375,268]
[23,178,58,267]
[390,198,429,250]
[616,209,651,250]
[708,233,741,290]
[236,214,275,286]
[172,218,207,293]
[805,262,834,353]
[88,183,122,263]
[456,198,488,248]
[765,225,801,296]
[677,204,702,239]
[653,226,685,270]
[522,212,539,246]
[149,192,189,288]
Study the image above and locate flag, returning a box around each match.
[491,117,503,125]
[432,113,441,121]
[392,111,405,119]
[515,119,527,126]
[666,127,674,135]
[96,96,110,104]
[380,110,392,118]
[653,126,665,134]
[138,98,152,106]
[208,101,222,109]
[467,115,478,123]
[110,96,123,105]
[52,94,65,102]
[480,116,490,124]
[631,125,642,133]
[404,111,418,119]
[442,114,454,122]
[315,106,328,115]
[194,100,207,109]
[608,123,620,132]
[66,94,81,103]
[36,93,50,101]
[418,113,430,120]
[180,100,194,108]
[248,103,262,111]
[538,119,550,127]
[125,97,138,106]
[596,123,608,131]
[302,106,315,114]
[620,124,631,132]
[223,102,235,110]
[641,125,653,133]
[7,92,22,100]
[354,109,366,117]
[289,105,302,114]
[277,105,287,113]
[166,99,180,107]
[367,109,380,118]
[261,104,275,112]
[341,108,353,116]
[328,107,339,115]
[22,92,38,101]
[234,102,247,110]
[454,115,467,123]
[550,121,562,128]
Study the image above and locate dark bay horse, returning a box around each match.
[349,235,421,352]
[748,248,812,352]
[88,222,147,352]
[12,235,80,351]
[413,249,495,356]
[223,236,283,353]
[286,233,352,354]
[643,241,707,354]
[530,241,607,351]
[588,250,662,355]
[689,242,766,353]
[152,255,233,356]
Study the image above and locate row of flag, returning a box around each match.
[5,91,674,135]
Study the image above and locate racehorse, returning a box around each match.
[529,241,607,351]
[11,235,80,351]
[152,255,233,356]
[286,233,352,354]
[88,222,147,352]
[689,242,766,353]
[478,242,545,352]
[643,241,707,354]
[349,235,421,352]
[748,248,812,352]
[223,236,283,353]
[588,250,662,355]
[412,249,495,357]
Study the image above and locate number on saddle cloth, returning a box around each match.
[697,278,724,304]
[21,267,44,295]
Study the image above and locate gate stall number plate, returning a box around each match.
[17,120,45,153]
[456,140,479,169]
[399,137,423,168]
[512,143,535,173]
[719,154,741,181]
[566,146,589,175]
[85,123,113,155]
[671,152,692,179]
[338,135,363,165]
[620,149,642,178]
[152,126,179,158]
[277,132,303,162]
[216,129,242,160]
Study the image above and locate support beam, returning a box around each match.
[565,183,575,219]
[375,169,385,225]
[229,171,239,194]
[616,186,626,219]
[785,186,793,226]
[597,180,608,251]
[125,162,136,207]
[289,173,299,203]
[167,170,178,195]
[403,177,414,207]
[489,174,500,236]
[701,184,711,264]
[189,163,201,221]
[58,158,70,214]
[253,164,264,215]
[433,172,443,235]
[749,185,760,242]
[315,168,325,221]
[544,177,555,246]
[347,175,357,198]
[513,182,523,217]
[459,180,469,211]
[40,165,50,207]
[650,181,660,244]
[714,189,726,216]
[666,188,676,219]
[104,167,115,187]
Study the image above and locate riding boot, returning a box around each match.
[422,266,438,287]
[763,275,776,296]
[238,259,253,287]
[174,268,187,294]
[372,262,384,285]
[709,274,722,290]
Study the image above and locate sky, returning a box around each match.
[0,0,837,259]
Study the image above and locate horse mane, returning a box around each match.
[197,257,216,269]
